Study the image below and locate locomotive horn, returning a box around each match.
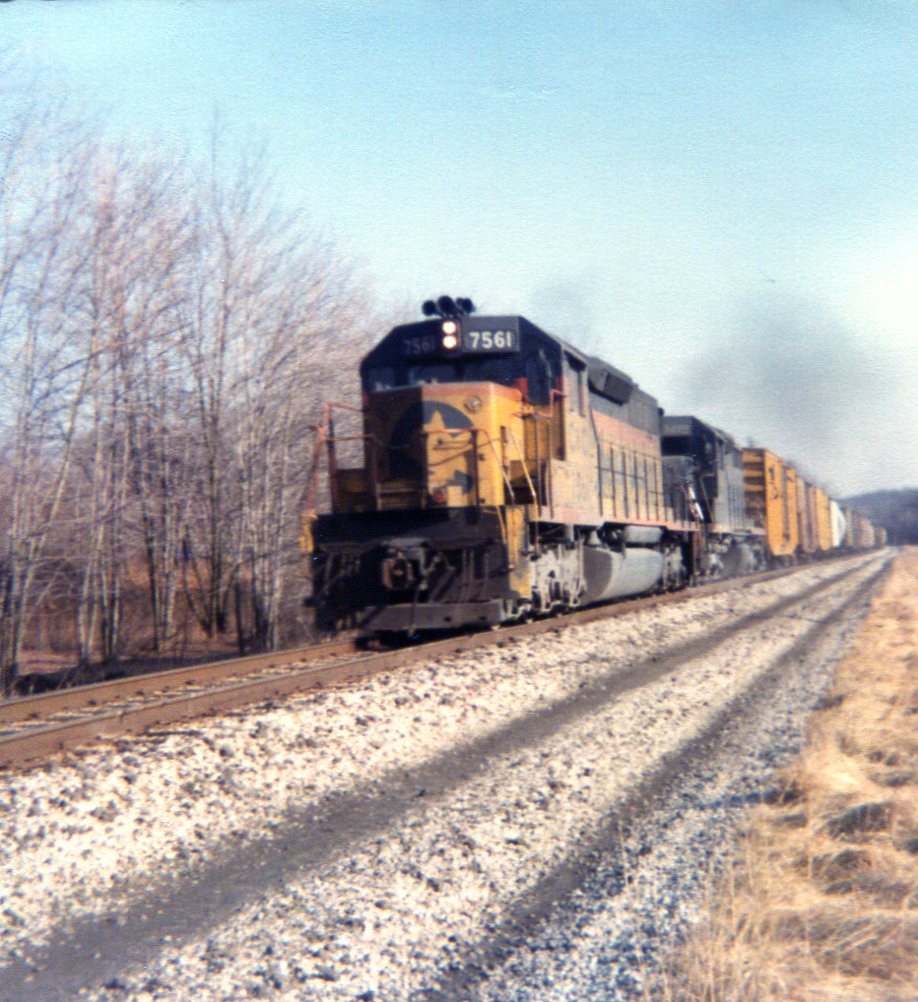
[422,296,476,318]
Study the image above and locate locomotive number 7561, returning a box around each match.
[464,329,517,351]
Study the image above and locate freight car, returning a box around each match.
[741,447,798,564]
[303,300,880,637]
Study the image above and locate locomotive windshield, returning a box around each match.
[364,355,521,392]
[363,351,556,405]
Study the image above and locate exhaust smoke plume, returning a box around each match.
[676,293,894,495]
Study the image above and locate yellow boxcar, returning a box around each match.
[809,483,832,551]
[743,448,799,560]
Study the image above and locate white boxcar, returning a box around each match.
[830,500,847,549]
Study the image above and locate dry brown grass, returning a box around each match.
[656,548,918,1002]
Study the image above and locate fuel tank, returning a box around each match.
[580,527,665,604]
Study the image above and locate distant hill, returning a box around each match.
[844,489,918,544]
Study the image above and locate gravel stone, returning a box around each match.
[0,552,888,1001]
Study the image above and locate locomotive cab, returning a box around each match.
[349,314,562,514]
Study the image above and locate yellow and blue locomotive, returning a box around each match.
[305,298,694,636]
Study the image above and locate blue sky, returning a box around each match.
[3,0,917,494]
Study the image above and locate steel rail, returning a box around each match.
[0,639,359,726]
[0,554,882,771]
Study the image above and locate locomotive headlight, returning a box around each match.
[441,320,459,350]
[464,395,483,413]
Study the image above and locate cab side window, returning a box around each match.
[525,351,551,405]
[564,356,586,414]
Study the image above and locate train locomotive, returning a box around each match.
[303,298,879,637]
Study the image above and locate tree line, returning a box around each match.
[0,84,383,695]
[848,490,918,545]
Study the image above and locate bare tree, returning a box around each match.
[230,247,369,649]
[0,88,102,693]
[104,156,196,655]
[175,138,375,651]
[66,148,191,664]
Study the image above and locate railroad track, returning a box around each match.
[0,555,882,770]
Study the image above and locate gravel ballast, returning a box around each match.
[0,552,889,1001]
